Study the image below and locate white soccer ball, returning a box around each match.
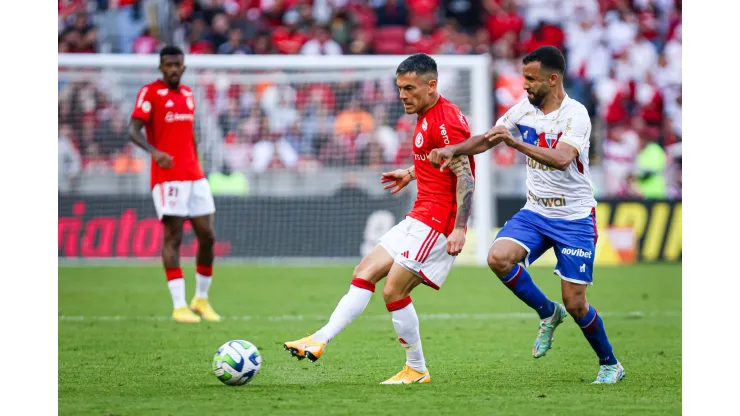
[212,340,262,386]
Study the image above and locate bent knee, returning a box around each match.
[487,248,519,277]
[381,282,408,304]
[563,297,589,319]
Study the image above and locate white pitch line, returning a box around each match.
[58,311,681,322]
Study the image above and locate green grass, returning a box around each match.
[59,264,681,415]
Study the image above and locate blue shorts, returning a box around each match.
[494,209,598,285]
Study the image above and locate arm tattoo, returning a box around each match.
[406,165,416,180]
[448,155,475,229]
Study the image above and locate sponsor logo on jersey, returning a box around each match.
[527,191,567,207]
[422,118,427,131]
[526,157,558,172]
[141,101,151,113]
[157,89,169,96]
[415,132,424,147]
[561,247,593,259]
[413,152,429,161]
[165,112,195,123]
[439,123,450,145]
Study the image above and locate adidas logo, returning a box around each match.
[165,100,174,108]
[401,251,409,258]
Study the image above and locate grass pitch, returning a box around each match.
[59,264,681,415]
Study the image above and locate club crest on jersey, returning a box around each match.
[157,89,169,96]
[186,97,194,110]
[415,132,424,148]
[422,118,428,131]
[539,132,562,148]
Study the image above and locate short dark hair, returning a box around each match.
[522,46,565,75]
[396,53,438,80]
[160,45,184,60]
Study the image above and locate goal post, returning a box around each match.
[58,53,493,266]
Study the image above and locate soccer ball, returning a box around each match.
[212,340,262,386]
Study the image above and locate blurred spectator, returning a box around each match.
[96,111,129,156]
[218,27,252,54]
[405,14,444,54]
[272,9,309,54]
[301,24,343,55]
[219,97,246,136]
[208,163,249,196]
[373,0,409,27]
[252,118,299,172]
[328,9,355,47]
[112,143,146,174]
[59,125,82,194]
[252,30,278,54]
[83,143,110,173]
[484,0,524,43]
[59,12,98,53]
[132,28,159,54]
[443,0,481,30]
[631,135,667,199]
[519,21,565,54]
[209,13,231,51]
[602,123,640,196]
[334,98,375,136]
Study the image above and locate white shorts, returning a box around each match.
[378,217,456,290]
[152,178,216,220]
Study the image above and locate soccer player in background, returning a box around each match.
[430,46,624,384]
[128,46,221,324]
[284,54,477,384]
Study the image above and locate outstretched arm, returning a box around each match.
[510,140,579,171]
[381,165,415,194]
[449,134,498,157]
[429,133,500,171]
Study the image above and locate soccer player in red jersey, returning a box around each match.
[128,46,221,324]
[285,54,478,384]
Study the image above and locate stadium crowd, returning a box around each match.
[58,0,682,198]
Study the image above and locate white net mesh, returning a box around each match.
[58,56,488,261]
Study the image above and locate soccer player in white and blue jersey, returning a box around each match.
[430,46,624,384]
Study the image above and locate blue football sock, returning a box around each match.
[499,264,555,319]
[576,305,618,366]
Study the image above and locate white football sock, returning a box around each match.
[168,278,186,309]
[391,302,426,373]
[313,285,373,344]
[195,273,212,299]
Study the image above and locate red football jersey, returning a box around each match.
[130,79,205,189]
[407,96,475,236]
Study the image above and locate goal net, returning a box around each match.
[58,54,492,265]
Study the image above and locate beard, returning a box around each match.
[527,90,546,107]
